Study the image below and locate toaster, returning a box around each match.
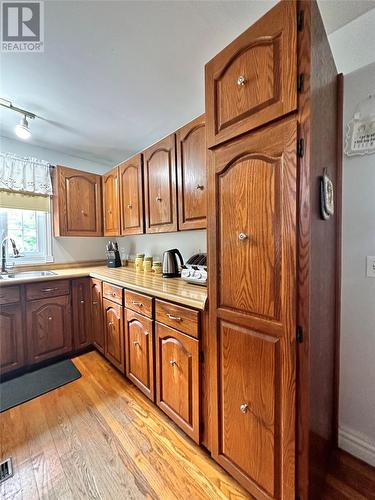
[181,253,207,286]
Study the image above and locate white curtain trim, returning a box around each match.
[0,152,53,196]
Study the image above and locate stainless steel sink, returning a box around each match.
[0,270,57,279]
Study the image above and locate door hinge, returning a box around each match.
[297,73,304,92]
[296,326,303,344]
[200,421,205,434]
[297,138,305,158]
[297,10,304,31]
[199,351,204,363]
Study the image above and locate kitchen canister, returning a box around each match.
[152,261,162,275]
[135,253,145,272]
[143,256,153,273]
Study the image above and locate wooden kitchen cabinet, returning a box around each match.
[103,298,125,373]
[103,166,121,236]
[205,0,297,148]
[155,322,199,443]
[176,114,207,230]
[72,278,92,351]
[53,165,103,237]
[26,295,72,365]
[143,134,178,233]
[119,154,144,235]
[0,302,24,376]
[91,278,105,354]
[125,309,154,400]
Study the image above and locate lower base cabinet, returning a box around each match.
[0,303,24,376]
[91,278,105,353]
[155,322,200,443]
[26,295,72,365]
[72,278,92,351]
[125,309,154,401]
[103,298,125,373]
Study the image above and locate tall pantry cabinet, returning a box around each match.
[205,1,340,499]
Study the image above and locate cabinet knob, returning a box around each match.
[127,203,132,209]
[133,341,140,347]
[81,210,87,216]
[80,299,85,304]
[108,321,113,326]
[196,184,204,190]
[238,232,248,241]
[107,209,112,214]
[237,75,247,86]
[169,359,177,367]
[48,316,53,321]
[156,195,162,202]
[240,403,249,414]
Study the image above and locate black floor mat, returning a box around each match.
[0,359,81,412]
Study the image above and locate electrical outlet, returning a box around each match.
[366,256,375,277]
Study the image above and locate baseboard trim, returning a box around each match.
[339,426,375,467]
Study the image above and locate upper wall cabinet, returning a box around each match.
[103,166,121,236]
[119,154,144,236]
[143,134,178,233]
[53,165,103,237]
[205,0,297,147]
[176,114,207,231]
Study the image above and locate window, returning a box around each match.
[0,207,53,264]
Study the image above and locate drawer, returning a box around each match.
[26,280,70,301]
[125,290,153,318]
[0,285,20,305]
[103,282,123,305]
[155,299,199,339]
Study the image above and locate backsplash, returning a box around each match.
[116,230,207,263]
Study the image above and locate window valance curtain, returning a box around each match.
[0,153,53,196]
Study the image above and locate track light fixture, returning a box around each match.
[0,98,36,140]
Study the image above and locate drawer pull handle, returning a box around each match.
[92,301,98,305]
[169,359,177,367]
[237,75,247,86]
[240,403,249,414]
[41,287,58,292]
[238,232,248,241]
[167,314,181,321]
[132,301,143,306]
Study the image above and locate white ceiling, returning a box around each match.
[1,0,375,166]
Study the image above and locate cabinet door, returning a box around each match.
[26,295,72,365]
[143,134,177,233]
[155,323,199,443]
[53,165,102,236]
[176,115,207,230]
[125,309,154,401]
[103,167,121,236]
[119,154,144,235]
[208,117,297,498]
[205,0,297,147]
[91,278,105,354]
[103,298,124,373]
[72,278,92,351]
[0,303,25,375]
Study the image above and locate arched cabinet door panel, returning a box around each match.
[155,322,199,443]
[103,298,124,373]
[119,154,144,235]
[205,0,297,147]
[125,309,154,400]
[208,117,297,498]
[103,167,121,236]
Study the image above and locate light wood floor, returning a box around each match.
[0,351,250,500]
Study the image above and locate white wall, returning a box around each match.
[117,230,207,264]
[339,62,375,466]
[1,135,111,263]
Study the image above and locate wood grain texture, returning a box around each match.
[208,116,297,499]
[155,298,199,339]
[176,114,207,230]
[103,281,124,306]
[90,277,105,354]
[0,350,250,500]
[156,322,200,444]
[53,165,103,237]
[119,153,145,235]
[0,302,24,375]
[125,289,153,318]
[143,134,178,233]
[103,166,121,236]
[103,297,125,373]
[125,309,154,401]
[26,294,72,365]
[0,285,20,305]
[72,277,92,350]
[205,0,297,148]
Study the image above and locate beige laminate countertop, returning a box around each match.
[0,266,208,310]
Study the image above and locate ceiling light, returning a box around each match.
[15,115,31,140]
